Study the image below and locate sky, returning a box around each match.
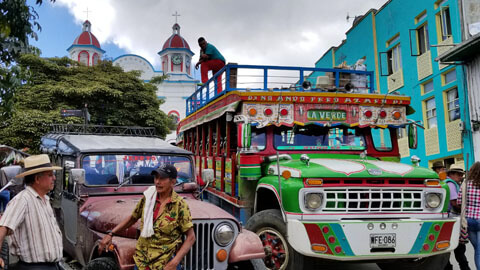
[29,0,387,71]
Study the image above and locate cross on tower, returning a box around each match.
[172,11,180,23]
[83,7,92,20]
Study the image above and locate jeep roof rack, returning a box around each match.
[50,124,157,137]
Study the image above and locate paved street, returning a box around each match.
[49,243,475,270]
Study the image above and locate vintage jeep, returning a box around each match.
[40,126,265,270]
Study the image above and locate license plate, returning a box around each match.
[370,233,396,248]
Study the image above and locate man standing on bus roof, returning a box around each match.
[195,37,226,93]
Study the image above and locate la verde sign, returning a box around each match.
[307,110,347,121]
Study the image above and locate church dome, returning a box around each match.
[162,23,190,50]
[72,20,101,49]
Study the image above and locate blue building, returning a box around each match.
[311,0,474,170]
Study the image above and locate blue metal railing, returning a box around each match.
[186,64,375,116]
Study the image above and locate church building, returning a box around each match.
[68,20,198,143]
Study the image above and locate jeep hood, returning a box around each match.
[81,195,237,239]
[267,157,438,179]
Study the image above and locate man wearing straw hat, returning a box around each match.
[0,154,63,269]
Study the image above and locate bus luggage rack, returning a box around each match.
[186,64,375,116]
[50,124,157,137]
[323,188,423,212]
[183,222,215,270]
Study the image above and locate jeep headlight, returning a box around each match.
[425,193,442,208]
[305,193,323,210]
[214,223,234,246]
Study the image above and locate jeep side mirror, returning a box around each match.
[407,123,417,149]
[0,165,22,193]
[201,169,214,187]
[71,169,85,185]
[1,165,22,182]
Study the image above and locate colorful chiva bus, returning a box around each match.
[177,64,459,270]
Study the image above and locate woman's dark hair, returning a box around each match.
[468,161,480,186]
[24,174,35,186]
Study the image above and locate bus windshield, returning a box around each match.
[274,126,366,151]
[82,154,193,186]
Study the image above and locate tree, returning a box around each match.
[0,0,53,65]
[1,0,54,120]
[0,54,174,152]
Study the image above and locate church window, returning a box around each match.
[79,51,89,66]
[92,53,100,66]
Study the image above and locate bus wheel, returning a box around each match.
[376,253,449,270]
[246,209,304,270]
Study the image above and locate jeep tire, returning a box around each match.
[246,209,304,270]
[85,257,118,270]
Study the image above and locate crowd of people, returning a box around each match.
[432,160,480,270]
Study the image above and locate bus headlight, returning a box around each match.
[214,223,235,246]
[305,193,323,210]
[425,193,442,208]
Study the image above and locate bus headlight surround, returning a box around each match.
[305,193,323,210]
[425,193,442,208]
[214,223,235,247]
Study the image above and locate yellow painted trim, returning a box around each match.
[182,90,411,122]
[442,89,449,123]
[415,10,427,24]
[416,23,429,55]
[332,48,336,67]
[422,97,433,129]
[293,121,305,126]
[386,33,400,48]
[372,12,381,94]
[421,79,433,96]
[442,68,456,86]
[350,123,359,127]
[235,91,411,101]
[443,86,458,123]
[435,11,443,43]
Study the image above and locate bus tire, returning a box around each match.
[246,209,304,270]
[85,257,118,270]
[376,253,449,270]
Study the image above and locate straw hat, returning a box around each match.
[16,154,62,178]
[447,164,465,175]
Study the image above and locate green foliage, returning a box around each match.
[0,54,174,153]
[0,0,51,66]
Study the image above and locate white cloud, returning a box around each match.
[55,0,386,68]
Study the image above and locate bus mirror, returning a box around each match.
[70,169,85,185]
[237,123,252,149]
[407,124,417,149]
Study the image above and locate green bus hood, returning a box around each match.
[265,155,438,179]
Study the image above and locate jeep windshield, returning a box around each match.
[82,154,193,186]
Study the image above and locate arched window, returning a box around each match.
[92,53,100,66]
[78,51,89,66]
[168,110,180,124]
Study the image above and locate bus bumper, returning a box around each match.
[287,217,460,261]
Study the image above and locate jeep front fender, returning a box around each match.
[228,228,265,263]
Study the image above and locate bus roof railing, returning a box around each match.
[186,64,375,116]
